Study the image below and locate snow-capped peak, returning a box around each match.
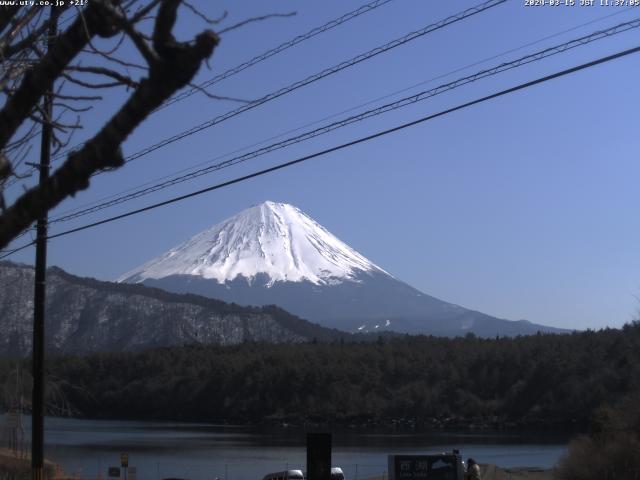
[118,201,388,286]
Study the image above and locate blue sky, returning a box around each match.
[5,0,640,330]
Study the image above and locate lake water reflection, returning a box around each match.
[6,416,570,480]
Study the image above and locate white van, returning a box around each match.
[263,467,345,480]
[262,470,305,480]
[330,467,345,480]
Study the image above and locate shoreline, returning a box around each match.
[482,464,555,480]
[1,411,577,436]
[1,447,556,480]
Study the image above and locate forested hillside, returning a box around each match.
[0,261,345,356]
[1,323,638,430]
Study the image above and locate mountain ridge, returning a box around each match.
[0,261,347,357]
[120,201,568,337]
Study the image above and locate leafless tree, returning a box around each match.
[0,0,223,250]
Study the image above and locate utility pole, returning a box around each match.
[32,8,57,480]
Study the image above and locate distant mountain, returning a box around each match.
[120,201,567,337]
[119,200,387,285]
[0,261,343,357]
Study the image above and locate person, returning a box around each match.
[466,458,481,480]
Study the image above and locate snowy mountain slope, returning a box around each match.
[119,201,388,286]
[120,201,567,337]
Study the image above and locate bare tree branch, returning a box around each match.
[5,122,39,152]
[182,1,227,25]
[121,19,158,65]
[66,65,138,88]
[52,102,93,113]
[218,12,296,35]
[2,13,51,58]
[129,0,162,23]
[54,92,103,101]
[0,153,10,182]
[0,7,39,55]
[9,143,32,172]
[186,81,252,103]
[0,0,219,248]
[82,45,148,71]
[0,6,20,35]
[0,0,123,152]
[61,71,134,90]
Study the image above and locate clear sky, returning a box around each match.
[5,0,640,331]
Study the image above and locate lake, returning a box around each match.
[2,416,569,480]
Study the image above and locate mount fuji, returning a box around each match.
[119,201,564,337]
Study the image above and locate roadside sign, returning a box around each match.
[108,467,120,478]
[388,454,463,480]
[121,453,129,468]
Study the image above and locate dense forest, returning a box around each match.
[1,323,639,431]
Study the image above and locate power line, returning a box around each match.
[46,0,506,173]
[6,0,384,186]
[46,17,640,225]
[3,42,639,259]
[48,6,636,222]
[42,0,396,167]
[159,0,396,110]
[119,0,507,166]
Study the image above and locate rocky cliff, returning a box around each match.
[0,262,340,356]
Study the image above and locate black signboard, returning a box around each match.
[388,455,461,480]
[391,456,430,480]
[108,467,121,478]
